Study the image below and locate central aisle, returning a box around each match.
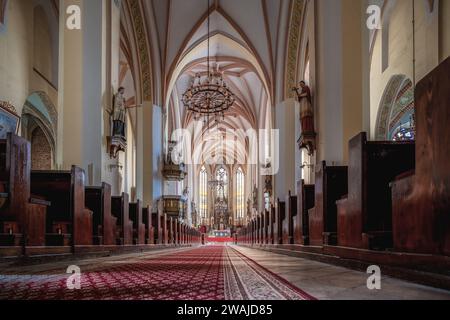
[0,246,314,300]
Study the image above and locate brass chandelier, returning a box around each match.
[182,0,235,123]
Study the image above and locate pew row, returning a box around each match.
[274,199,285,244]
[309,162,348,246]
[111,193,133,245]
[282,192,296,245]
[85,183,117,246]
[142,206,154,245]
[337,132,415,250]
[129,200,145,245]
[31,166,93,247]
[391,57,450,256]
[0,134,51,247]
[294,180,314,245]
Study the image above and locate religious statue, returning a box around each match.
[112,87,127,138]
[252,184,258,210]
[293,81,314,134]
[293,81,316,155]
[247,198,252,219]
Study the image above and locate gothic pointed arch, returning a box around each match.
[21,91,58,169]
[375,75,415,141]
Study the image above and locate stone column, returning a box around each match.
[57,0,120,187]
[274,99,296,202]
[315,0,366,165]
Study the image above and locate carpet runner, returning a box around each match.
[0,246,314,300]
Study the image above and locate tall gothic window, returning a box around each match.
[199,166,208,221]
[236,167,245,220]
[216,166,228,199]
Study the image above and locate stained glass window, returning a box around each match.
[216,167,228,200]
[236,167,245,220]
[199,166,208,221]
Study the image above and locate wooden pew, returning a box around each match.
[129,200,145,245]
[257,214,262,244]
[179,223,184,245]
[152,211,162,244]
[267,205,275,244]
[180,222,184,245]
[253,218,257,244]
[85,183,117,246]
[0,134,50,247]
[0,134,29,246]
[162,214,168,245]
[174,219,179,245]
[294,180,314,245]
[283,192,296,245]
[391,57,450,256]
[142,205,154,245]
[168,217,173,245]
[26,197,50,246]
[309,162,348,246]
[274,199,285,244]
[111,193,133,245]
[262,209,269,244]
[31,166,93,247]
[337,132,415,250]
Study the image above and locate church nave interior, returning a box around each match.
[0,0,449,303]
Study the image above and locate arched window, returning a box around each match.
[236,167,245,220]
[216,166,228,200]
[376,76,415,141]
[199,166,208,222]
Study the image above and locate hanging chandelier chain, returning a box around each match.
[181,0,235,124]
[207,0,210,75]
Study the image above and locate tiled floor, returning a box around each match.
[231,246,450,300]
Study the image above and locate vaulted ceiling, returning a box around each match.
[122,0,296,164]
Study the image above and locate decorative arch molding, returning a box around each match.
[375,74,414,140]
[124,0,153,102]
[21,91,58,168]
[0,0,7,25]
[285,0,305,99]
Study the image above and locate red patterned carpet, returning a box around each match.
[0,246,314,300]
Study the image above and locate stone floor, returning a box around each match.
[1,245,449,300]
[232,245,450,300]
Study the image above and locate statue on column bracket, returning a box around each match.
[246,198,252,222]
[252,184,258,210]
[109,87,127,158]
[293,81,316,155]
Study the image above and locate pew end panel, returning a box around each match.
[391,57,450,256]
[338,132,414,250]
[129,200,145,245]
[310,162,348,246]
[294,180,314,245]
[0,134,32,246]
[31,166,93,247]
[85,183,116,246]
[111,193,133,245]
